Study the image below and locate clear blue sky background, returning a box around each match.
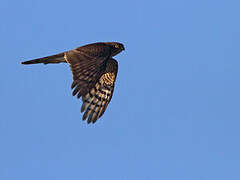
[1,0,240,179]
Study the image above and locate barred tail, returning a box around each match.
[21,53,66,65]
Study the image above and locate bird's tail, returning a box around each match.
[21,53,67,65]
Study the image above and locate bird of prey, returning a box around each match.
[21,42,125,124]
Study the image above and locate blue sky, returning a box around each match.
[1,0,240,179]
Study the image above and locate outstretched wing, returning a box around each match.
[65,46,110,99]
[80,58,118,124]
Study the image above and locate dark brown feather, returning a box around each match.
[21,53,66,65]
[65,48,110,99]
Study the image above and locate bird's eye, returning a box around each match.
[114,44,119,48]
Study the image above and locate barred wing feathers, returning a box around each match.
[81,58,118,123]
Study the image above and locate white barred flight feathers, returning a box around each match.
[21,42,125,124]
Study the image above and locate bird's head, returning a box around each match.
[105,42,125,57]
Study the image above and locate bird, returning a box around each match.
[21,42,125,124]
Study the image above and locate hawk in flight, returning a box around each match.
[21,42,125,124]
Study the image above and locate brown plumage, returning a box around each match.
[21,42,125,124]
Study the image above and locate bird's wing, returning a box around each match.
[65,49,109,99]
[80,58,118,124]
